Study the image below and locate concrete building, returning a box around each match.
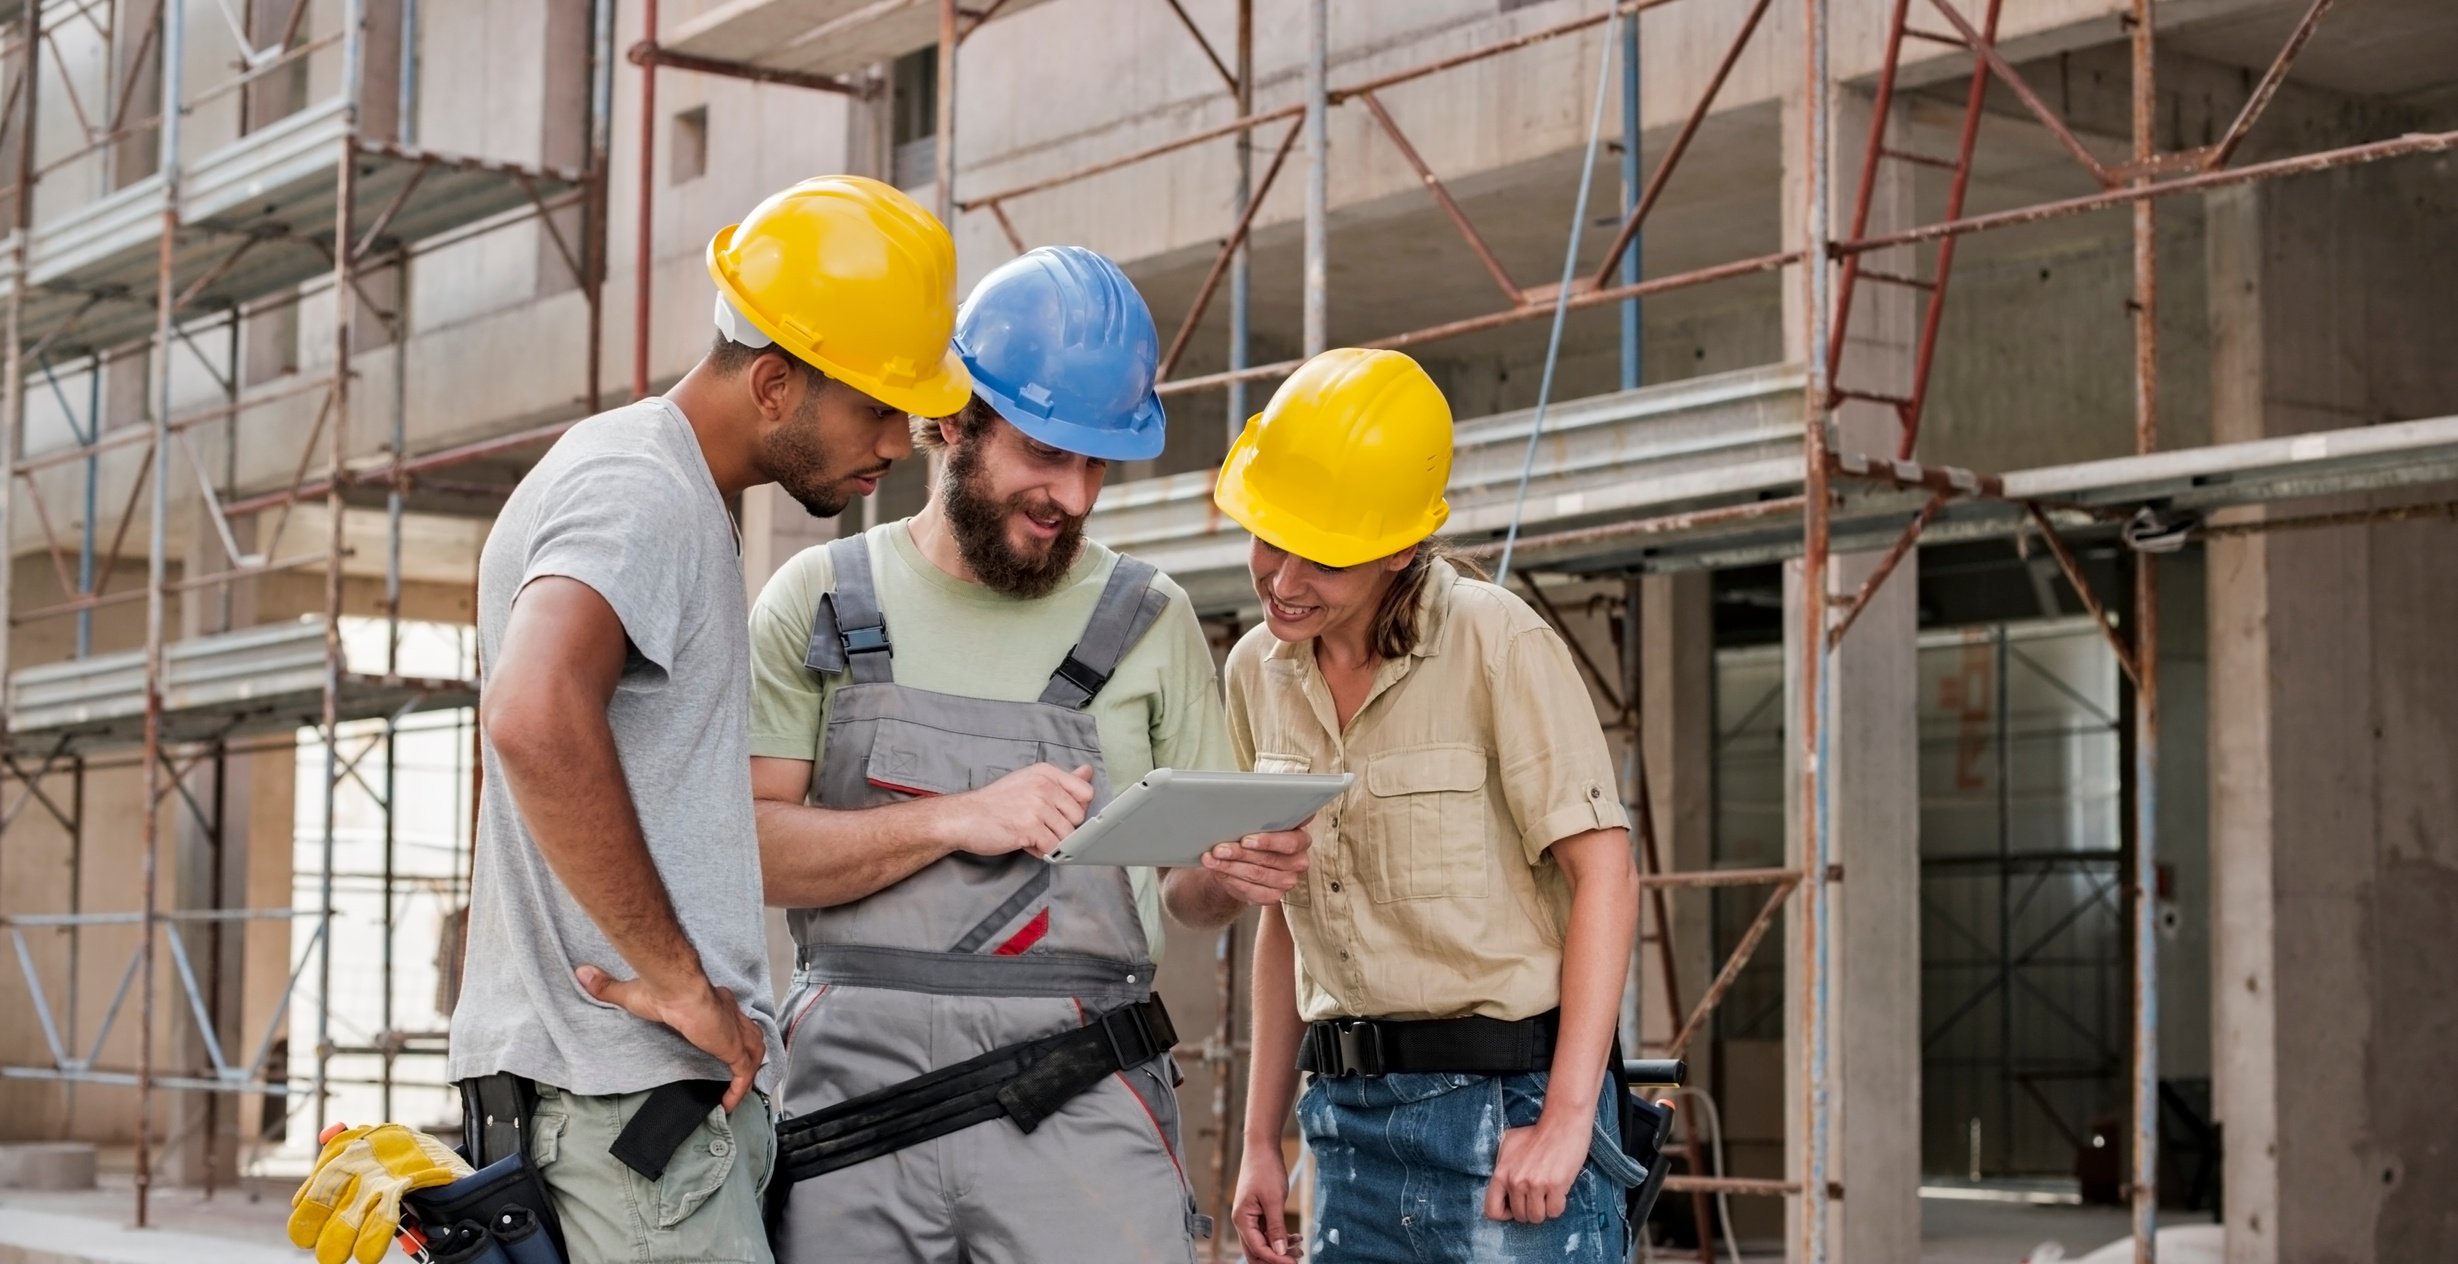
[1,0,2453,1260]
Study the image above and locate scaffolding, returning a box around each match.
[0,0,2448,1255]
[0,0,614,1226]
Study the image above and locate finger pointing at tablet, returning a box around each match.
[947,763,1097,858]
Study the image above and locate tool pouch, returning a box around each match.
[1618,1088,1678,1229]
[400,1153,566,1264]
[400,1075,569,1264]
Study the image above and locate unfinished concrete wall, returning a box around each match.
[2205,161,2458,1264]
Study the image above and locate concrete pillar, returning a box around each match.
[1636,571,1714,1063]
[1778,84,1921,1261]
[2204,166,2458,1264]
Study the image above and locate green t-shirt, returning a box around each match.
[748,520,1236,954]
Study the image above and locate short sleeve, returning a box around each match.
[1491,625,1630,864]
[1148,595,1237,775]
[520,454,697,676]
[747,544,837,762]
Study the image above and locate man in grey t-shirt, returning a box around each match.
[448,176,970,1261]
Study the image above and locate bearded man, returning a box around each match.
[745,248,1310,1264]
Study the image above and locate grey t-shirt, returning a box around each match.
[448,397,783,1098]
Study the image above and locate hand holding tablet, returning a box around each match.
[1045,768,1355,867]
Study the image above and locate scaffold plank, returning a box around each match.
[0,100,586,359]
[1085,360,2458,613]
[665,0,1064,79]
[1088,362,1810,611]
[5,619,474,749]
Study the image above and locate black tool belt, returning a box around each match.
[1299,1008,1559,1078]
[405,1074,725,1264]
[770,995,1175,1190]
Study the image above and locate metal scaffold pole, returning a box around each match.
[318,0,369,1143]
[135,0,190,1225]
[1227,0,1254,441]
[936,0,958,226]
[2127,0,2162,1257]
[635,0,659,402]
[1796,0,1834,1258]
[1301,0,1327,357]
[0,0,32,746]
[589,0,616,415]
[1619,7,1641,391]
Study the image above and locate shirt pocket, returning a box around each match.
[1359,743,1492,902]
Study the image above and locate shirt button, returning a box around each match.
[1329,880,1341,893]
[709,1137,731,1158]
[1590,786,1603,799]
[1339,950,1350,961]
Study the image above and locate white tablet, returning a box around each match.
[1045,768,1354,868]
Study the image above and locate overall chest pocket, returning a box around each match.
[1359,744,1492,902]
[856,716,1090,799]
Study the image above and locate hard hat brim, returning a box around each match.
[968,374,1167,462]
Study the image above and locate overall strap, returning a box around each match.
[803,534,894,685]
[1039,555,1169,710]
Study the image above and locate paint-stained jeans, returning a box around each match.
[1298,1070,1645,1263]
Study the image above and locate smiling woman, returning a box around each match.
[1216,348,1646,1264]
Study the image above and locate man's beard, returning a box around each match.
[942,436,1086,599]
[761,392,870,519]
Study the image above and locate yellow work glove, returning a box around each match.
[288,1123,474,1264]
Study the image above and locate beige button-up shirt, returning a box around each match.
[1223,561,1629,1023]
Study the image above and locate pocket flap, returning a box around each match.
[863,718,1042,796]
[1364,745,1486,796]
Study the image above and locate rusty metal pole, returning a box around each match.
[1301,0,1326,356]
[1796,0,1834,1256]
[0,0,37,717]
[1226,0,1252,443]
[586,0,614,413]
[1207,921,1238,1263]
[935,0,957,225]
[135,0,189,1224]
[633,0,657,401]
[2127,0,2160,1257]
[317,0,368,1144]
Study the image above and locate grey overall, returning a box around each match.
[772,535,1205,1264]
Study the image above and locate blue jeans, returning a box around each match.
[1297,1070,1646,1263]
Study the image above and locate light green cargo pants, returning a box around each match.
[528,1082,777,1264]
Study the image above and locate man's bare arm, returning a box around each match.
[753,757,1099,908]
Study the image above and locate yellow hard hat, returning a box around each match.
[1213,348,1454,568]
[707,175,972,418]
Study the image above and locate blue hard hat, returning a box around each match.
[953,246,1167,462]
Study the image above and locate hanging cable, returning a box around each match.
[1638,1086,1746,1264]
[1494,0,1627,585]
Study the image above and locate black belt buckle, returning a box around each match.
[1328,1019,1386,1078]
[1096,1000,1163,1070]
